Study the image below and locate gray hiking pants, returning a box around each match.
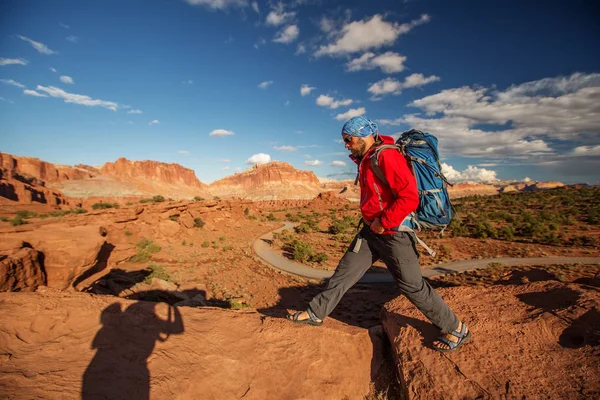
[308,227,460,333]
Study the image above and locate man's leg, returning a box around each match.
[376,232,459,333]
[306,228,379,320]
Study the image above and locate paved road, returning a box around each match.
[253,222,600,283]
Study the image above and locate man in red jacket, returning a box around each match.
[287,116,471,353]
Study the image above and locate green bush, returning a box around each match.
[311,252,329,263]
[130,238,161,262]
[194,196,205,201]
[292,240,314,263]
[152,195,165,203]
[92,202,119,210]
[169,215,179,222]
[201,241,210,248]
[194,217,205,228]
[72,207,88,214]
[266,213,276,221]
[10,215,27,226]
[17,210,37,219]
[0,216,8,222]
[143,263,171,283]
[295,223,311,234]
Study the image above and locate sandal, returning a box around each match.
[433,322,472,353]
[286,308,323,326]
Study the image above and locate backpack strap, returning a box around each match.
[369,144,403,191]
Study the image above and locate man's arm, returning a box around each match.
[377,150,419,230]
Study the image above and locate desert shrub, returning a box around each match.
[498,225,515,241]
[169,215,179,222]
[569,235,597,247]
[471,220,498,239]
[311,252,329,263]
[139,198,152,204]
[92,202,119,210]
[194,217,205,228]
[10,215,27,226]
[201,241,210,248]
[143,263,171,283]
[219,236,226,242]
[222,245,233,252]
[244,207,250,216]
[228,298,251,309]
[130,238,161,262]
[16,210,37,219]
[194,196,205,201]
[266,213,276,221]
[126,202,133,206]
[295,223,312,234]
[292,240,314,263]
[125,230,132,236]
[285,212,300,222]
[182,240,187,246]
[449,219,469,237]
[72,207,88,214]
[0,216,8,222]
[49,210,70,217]
[437,243,452,258]
[152,195,165,203]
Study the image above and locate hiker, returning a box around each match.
[287,116,471,353]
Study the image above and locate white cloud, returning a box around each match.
[178,150,190,155]
[305,160,323,166]
[0,58,28,66]
[273,24,299,44]
[274,145,297,151]
[35,85,119,110]
[149,120,160,125]
[315,14,429,56]
[251,1,259,13]
[368,73,440,97]
[316,94,353,109]
[335,107,366,121]
[59,23,70,29]
[319,17,335,34]
[127,109,143,114]
[330,161,346,167]
[347,51,407,73]
[50,67,57,72]
[246,153,271,165]
[66,35,78,43]
[182,79,194,84]
[210,129,234,137]
[0,79,25,88]
[16,35,56,55]
[23,89,47,97]
[295,43,306,55]
[184,0,248,10]
[266,10,296,26]
[441,163,498,183]
[59,75,74,84]
[571,145,600,156]
[222,166,230,170]
[258,80,273,89]
[218,158,231,162]
[300,84,315,96]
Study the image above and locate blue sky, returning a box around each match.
[1,0,599,184]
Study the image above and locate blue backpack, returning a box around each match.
[370,129,454,256]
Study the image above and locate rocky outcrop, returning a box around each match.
[524,181,565,191]
[447,183,499,198]
[381,280,600,399]
[0,239,45,291]
[210,162,321,200]
[0,179,70,205]
[0,152,97,183]
[101,158,206,188]
[0,289,384,399]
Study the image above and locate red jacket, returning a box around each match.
[351,135,419,234]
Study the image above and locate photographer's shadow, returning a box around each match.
[81,301,184,400]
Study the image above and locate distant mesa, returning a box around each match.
[0,151,568,205]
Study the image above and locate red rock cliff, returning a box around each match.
[100,158,206,188]
[0,153,97,183]
[210,162,320,189]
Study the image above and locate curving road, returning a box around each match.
[253,222,600,283]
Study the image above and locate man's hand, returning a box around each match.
[370,218,385,234]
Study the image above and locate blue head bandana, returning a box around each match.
[341,116,378,137]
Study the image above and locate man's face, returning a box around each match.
[343,134,367,157]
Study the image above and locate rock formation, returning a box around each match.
[101,158,206,189]
[209,162,322,200]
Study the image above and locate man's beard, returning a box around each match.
[350,138,367,157]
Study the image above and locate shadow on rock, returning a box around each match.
[257,281,400,329]
[81,301,184,400]
[559,308,600,348]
